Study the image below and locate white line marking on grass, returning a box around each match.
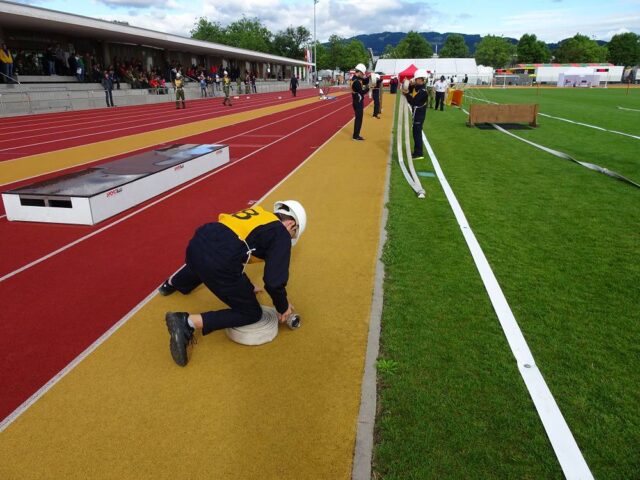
[0,98,350,284]
[617,106,640,112]
[0,101,356,432]
[465,94,640,140]
[423,130,594,480]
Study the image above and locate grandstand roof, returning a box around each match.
[375,58,478,75]
[0,0,310,66]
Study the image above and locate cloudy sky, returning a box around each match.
[11,0,640,42]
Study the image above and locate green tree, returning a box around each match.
[342,40,369,71]
[190,17,226,44]
[381,44,397,59]
[439,33,469,58]
[273,26,311,59]
[474,35,515,67]
[326,35,346,71]
[394,31,433,58]
[517,33,551,63]
[554,34,607,63]
[315,42,330,70]
[607,32,640,66]
[225,16,273,53]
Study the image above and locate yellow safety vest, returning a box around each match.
[218,206,280,263]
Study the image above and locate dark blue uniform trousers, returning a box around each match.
[169,224,262,335]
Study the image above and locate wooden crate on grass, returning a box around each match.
[467,103,538,127]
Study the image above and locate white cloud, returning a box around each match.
[98,0,169,7]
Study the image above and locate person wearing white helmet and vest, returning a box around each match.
[174,72,186,109]
[370,72,383,119]
[222,70,232,106]
[351,63,370,140]
[161,201,307,366]
[402,68,429,160]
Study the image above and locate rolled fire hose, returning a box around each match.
[225,305,301,346]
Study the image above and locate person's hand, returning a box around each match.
[277,304,294,323]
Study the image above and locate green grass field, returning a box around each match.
[373,88,640,479]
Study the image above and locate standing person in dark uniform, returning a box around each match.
[289,74,299,97]
[160,201,307,366]
[101,70,114,107]
[371,73,383,119]
[222,70,232,106]
[402,69,429,160]
[351,63,369,141]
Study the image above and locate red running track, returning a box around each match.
[0,94,359,423]
[0,97,345,245]
[0,89,318,161]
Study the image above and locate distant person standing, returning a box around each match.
[236,74,242,96]
[434,75,448,111]
[426,74,435,109]
[351,63,369,140]
[251,72,257,93]
[174,72,186,109]
[101,70,114,107]
[290,74,299,97]
[199,73,207,98]
[463,74,468,84]
[222,71,232,106]
[371,73,382,118]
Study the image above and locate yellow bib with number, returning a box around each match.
[218,206,279,241]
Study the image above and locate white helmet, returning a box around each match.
[274,200,307,245]
[223,70,228,75]
[355,63,366,73]
[176,73,182,79]
[413,69,428,80]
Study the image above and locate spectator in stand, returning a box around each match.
[0,42,14,83]
[45,46,56,75]
[73,53,84,82]
[251,72,257,93]
[244,72,251,94]
[92,64,102,83]
[102,70,115,107]
[110,68,120,90]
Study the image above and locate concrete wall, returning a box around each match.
[0,81,311,117]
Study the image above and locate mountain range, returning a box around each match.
[346,32,606,56]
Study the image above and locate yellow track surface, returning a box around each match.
[0,96,392,479]
[0,95,321,186]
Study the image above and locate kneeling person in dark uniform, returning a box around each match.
[160,200,307,366]
[402,69,429,160]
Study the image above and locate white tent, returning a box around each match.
[556,67,599,87]
[375,58,479,83]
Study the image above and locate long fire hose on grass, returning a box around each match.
[396,94,426,198]
[460,106,640,189]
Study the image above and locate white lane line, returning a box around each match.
[465,93,640,140]
[0,93,311,141]
[0,95,312,152]
[0,99,351,284]
[0,100,355,433]
[423,130,593,480]
[0,214,6,219]
[0,95,339,189]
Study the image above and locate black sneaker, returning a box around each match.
[165,312,195,367]
[158,279,176,296]
[353,136,365,141]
